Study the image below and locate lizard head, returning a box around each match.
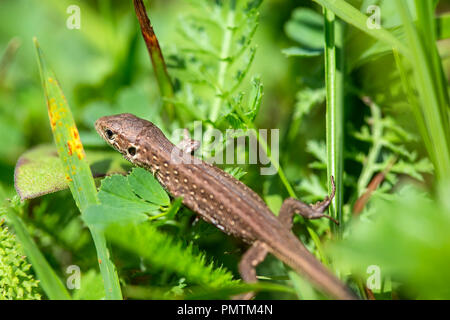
[95,113,149,161]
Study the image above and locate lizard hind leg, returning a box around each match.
[278,176,339,226]
[234,177,338,300]
[233,241,268,300]
[310,175,336,212]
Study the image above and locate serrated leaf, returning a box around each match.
[128,168,170,206]
[306,140,327,164]
[297,175,327,202]
[391,158,434,182]
[83,205,148,229]
[98,175,160,212]
[245,76,263,121]
[105,223,236,288]
[223,112,246,129]
[224,166,247,180]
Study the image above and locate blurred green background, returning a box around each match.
[1,0,450,300]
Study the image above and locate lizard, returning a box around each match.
[95,113,357,300]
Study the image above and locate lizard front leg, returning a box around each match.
[176,128,200,154]
[279,176,339,226]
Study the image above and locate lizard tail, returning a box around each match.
[268,234,358,300]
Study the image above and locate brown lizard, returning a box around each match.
[95,113,356,300]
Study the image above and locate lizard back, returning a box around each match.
[95,113,356,300]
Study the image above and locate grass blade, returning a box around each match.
[33,38,122,299]
[395,1,450,182]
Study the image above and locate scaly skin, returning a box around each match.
[95,113,356,300]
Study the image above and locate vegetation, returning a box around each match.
[0,0,449,299]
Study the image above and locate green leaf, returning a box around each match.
[297,175,327,203]
[83,205,148,230]
[395,1,450,182]
[245,75,263,121]
[285,8,325,49]
[437,13,450,40]
[264,194,283,215]
[164,197,183,220]
[84,169,171,230]
[3,201,71,300]
[306,140,327,165]
[282,47,323,57]
[0,217,41,300]
[288,271,318,300]
[224,166,247,180]
[331,186,450,299]
[128,168,170,206]
[34,38,122,300]
[14,145,130,201]
[106,223,236,289]
[97,174,159,213]
[72,270,104,300]
[14,145,66,201]
[287,87,325,144]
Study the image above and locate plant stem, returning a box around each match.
[357,99,383,197]
[324,9,345,232]
[133,0,175,120]
[210,4,235,122]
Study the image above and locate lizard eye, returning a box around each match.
[127,146,137,156]
[105,129,115,140]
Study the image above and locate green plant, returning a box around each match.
[0,218,41,300]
